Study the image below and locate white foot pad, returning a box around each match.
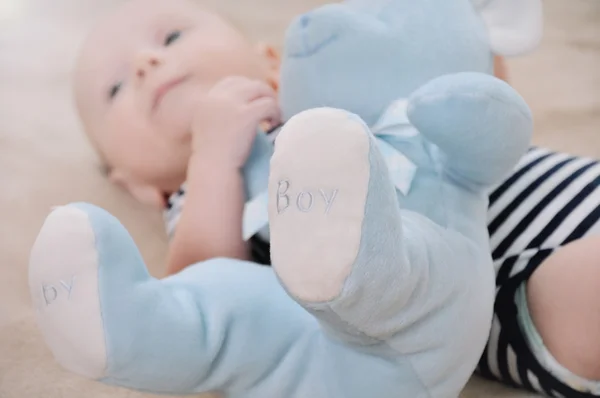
[269,108,371,303]
[29,206,106,379]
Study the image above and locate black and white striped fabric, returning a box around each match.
[477,146,600,397]
[165,184,186,240]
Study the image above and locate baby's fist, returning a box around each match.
[191,76,280,169]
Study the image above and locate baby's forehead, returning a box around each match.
[88,0,202,45]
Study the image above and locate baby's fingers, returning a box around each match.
[241,80,277,103]
[249,97,281,126]
[213,76,276,103]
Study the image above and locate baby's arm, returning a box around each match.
[166,76,280,275]
[166,156,249,275]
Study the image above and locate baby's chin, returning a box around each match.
[152,79,198,142]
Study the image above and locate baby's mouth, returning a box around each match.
[152,76,189,112]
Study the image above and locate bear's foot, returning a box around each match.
[269,108,420,343]
[269,108,374,303]
[28,204,213,392]
[29,205,111,380]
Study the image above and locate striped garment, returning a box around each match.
[164,145,600,397]
[477,146,600,397]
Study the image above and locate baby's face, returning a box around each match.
[74,0,278,206]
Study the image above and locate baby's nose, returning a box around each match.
[284,4,347,58]
[133,51,163,80]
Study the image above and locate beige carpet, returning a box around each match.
[0,0,598,396]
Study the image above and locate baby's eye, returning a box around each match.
[109,82,122,100]
[164,30,182,46]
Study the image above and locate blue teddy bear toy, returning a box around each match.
[29,0,541,396]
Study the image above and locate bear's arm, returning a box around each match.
[407,72,532,189]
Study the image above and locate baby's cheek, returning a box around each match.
[155,83,199,140]
[103,109,143,150]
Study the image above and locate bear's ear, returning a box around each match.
[472,0,543,56]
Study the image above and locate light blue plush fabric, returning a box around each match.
[241,130,273,241]
[30,0,535,397]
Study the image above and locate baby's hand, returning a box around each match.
[191,76,281,169]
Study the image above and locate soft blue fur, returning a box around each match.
[35,0,534,396]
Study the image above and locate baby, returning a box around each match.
[73,0,600,396]
[74,0,281,274]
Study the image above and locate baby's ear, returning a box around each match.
[109,170,166,209]
[257,43,281,91]
[473,0,543,56]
